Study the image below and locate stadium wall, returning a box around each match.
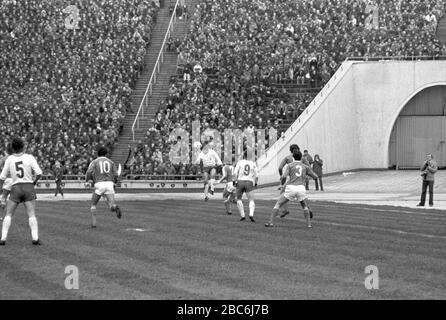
[258,60,446,185]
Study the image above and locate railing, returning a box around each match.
[131,0,180,141]
[39,174,220,181]
[346,55,446,61]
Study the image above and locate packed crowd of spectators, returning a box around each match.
[1,0,446,179]
[126,0,446,177]
[0,0,160,178]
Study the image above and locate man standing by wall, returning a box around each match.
[417,154,438,207]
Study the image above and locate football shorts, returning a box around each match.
[236,180,254,199]
[9,183,37,203]
[223,182,236,199]
[202,166,216,175]
[283,185,307,202]
[94,181,115,196]
[2,178,13,192]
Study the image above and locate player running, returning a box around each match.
[265,150,318,229]
[196,141,223,201]
[85,146,122,228]
[0,143,13,212]
[234,154,258,222]
[217,162,236,215]
[278,144,300,217]
[0,137,43,245]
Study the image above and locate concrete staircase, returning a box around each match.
[111,2,192,165]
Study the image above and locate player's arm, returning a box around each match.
[85,161,95,186]
[213,150,223,167]
[278,157,287,176]
[112,161,119,184]
[253,163,259,187]
[31,156,43,185]
[305,165,319,180]
[233,163,241,186]
[280,164,290,187]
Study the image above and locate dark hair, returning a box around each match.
[304,149,308,153]
[292,151,303,161]
[6,143,13,155]
[289,144,300,152]
[97,146,108,157]
[11,137,24,153]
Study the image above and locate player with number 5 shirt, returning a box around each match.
[85,146,122,228]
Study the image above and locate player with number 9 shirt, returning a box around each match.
[85,146,122,228]
[234,153,258,222]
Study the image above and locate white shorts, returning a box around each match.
[94,181,115,196]
[283,185,307,202]
[3,178,13,192]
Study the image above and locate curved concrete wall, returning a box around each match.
[258,60,446,185]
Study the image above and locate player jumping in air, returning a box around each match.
[234,153,258,222]
[85,146,122,228]
[196,141,223,201]
[265,150,318,228]
[0,137,43,245]
[217,162,236,215]
[278,144,300,218]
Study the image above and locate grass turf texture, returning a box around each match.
[0,199,445,299]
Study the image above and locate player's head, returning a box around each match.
[97,146,108,157]
[292,150,303,161]
[289,144,300,153]
[5,143,13,155]
[11,137,25,154]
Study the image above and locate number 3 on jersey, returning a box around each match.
[99,161,111,174]
[295,166,302,177]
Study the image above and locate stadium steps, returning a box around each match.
[111,2,193,165]
[437,16,446,46]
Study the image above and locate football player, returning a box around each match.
[265,150,318,229]
[217,162,236,215]
[85,146,122,228]
[0,137,42,245]
[196,141,223,201]
[277,144,300,218]
[234,153,258,222]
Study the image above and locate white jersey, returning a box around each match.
[197,149,222,167]
[0,153,42,186]
[235,159,258,183]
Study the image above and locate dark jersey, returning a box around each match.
[278,155,294,175]
[283,161,318,186]
[86,157,117,183]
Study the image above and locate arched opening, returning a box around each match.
[389,85,446,169]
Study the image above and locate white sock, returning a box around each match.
[204,183,209,197]
[237,200,245,217]
[28,217,38,241]
[249,200,255,217]
[1,215,11,241]
[209,179,215,190]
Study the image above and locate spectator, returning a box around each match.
[312,154,324,191]
[417,154,438,207]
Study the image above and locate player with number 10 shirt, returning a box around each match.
[85,146,122,228]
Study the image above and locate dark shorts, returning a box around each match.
[202,166,216,175]
[10,183,37,203]
[236,180,254,199]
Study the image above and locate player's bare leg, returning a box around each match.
[0,199,19,245]
[300,199,312,228]
[90,193,101,228]
[104,194,122,219]
[246,191,255,222]
[265,195,289,227]
[209,168,217,195]
[0,190,9,209]
[223,190,233,215]
[24,200,40,244]
[203,172,210,201]
[279,178,290,217]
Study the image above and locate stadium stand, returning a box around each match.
[1,0,446,179]
[0,0,159,177]
[125,0,446,178]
